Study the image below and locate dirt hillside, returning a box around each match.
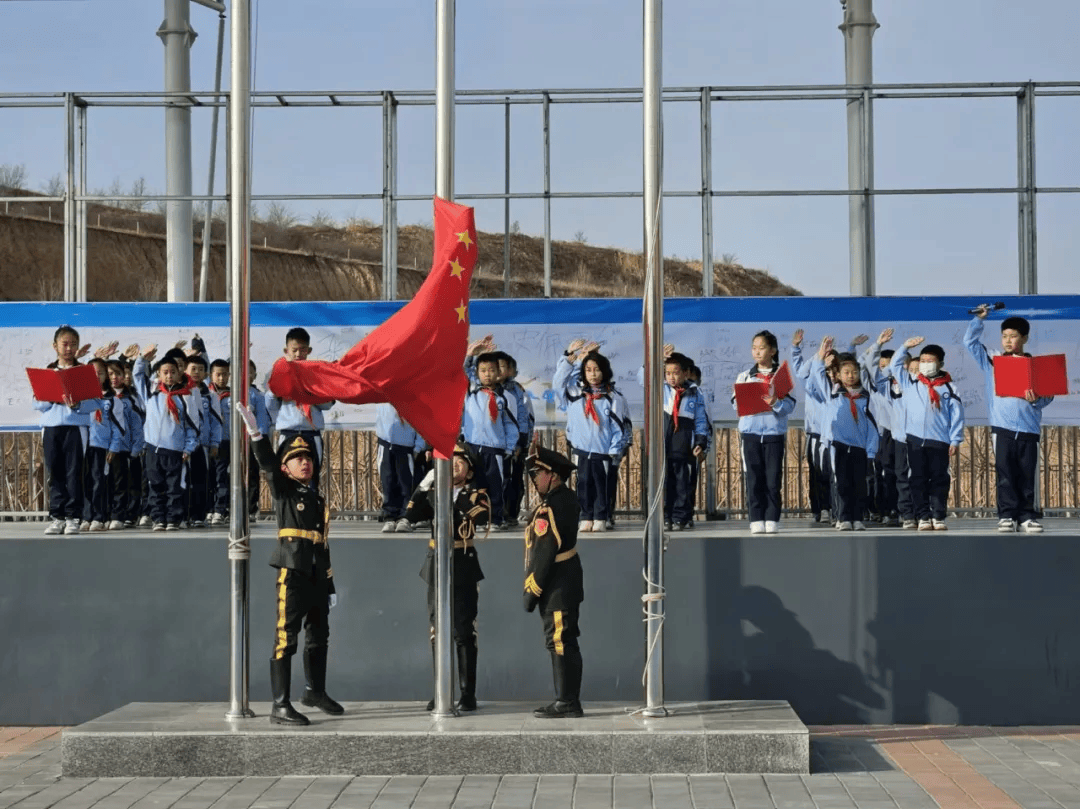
[0,190,800,301]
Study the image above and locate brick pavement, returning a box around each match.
[6,726,1080,808]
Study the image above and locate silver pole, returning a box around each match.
[226,0,254,720]
[432,0,457,720]
[503,98,511,298]
[160,0,197,301]
[642,0,667,717]
[64,93,75,303]
[542,92,552,298]
[382,91,399,301]
[840,0,878,296]
[77,103,88,302]
[1017,81,1037,294]
[199,10,226,302]
[700,86,713,297]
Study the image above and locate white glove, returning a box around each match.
[329,593,338,609]
[234,402,262,440]
[418,468,436,492]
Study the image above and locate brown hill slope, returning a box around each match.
[0,192,800,301]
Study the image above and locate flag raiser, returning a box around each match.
[268,197,477,458]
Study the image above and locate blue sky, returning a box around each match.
[2,0,1079,298]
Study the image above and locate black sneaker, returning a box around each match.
[605,519,615,530]
[680,521,695,531]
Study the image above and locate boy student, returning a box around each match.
[888,336,965,531]
[859,331,900,525]
[662,351,709,530]
[184,354,222,528]
[462,343,519,528]
[965,306,1054,533]
[494,350,533,527]
[375,402,426,533]
[141,354,199,531]
[887,354,922,529]
[264,328,335,490]
[806,339,878,531]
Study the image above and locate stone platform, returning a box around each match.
[60,700,808,777]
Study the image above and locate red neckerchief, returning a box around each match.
[584,389,604,425]
[159,382,190,423]
[482,388,498,422]
[211,384,231,402]
[844,388,863,422]
[917,372,953,409]
[671,386,685,431]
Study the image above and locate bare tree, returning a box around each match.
[309,210,337,228]
[264,201,298,229]
[128,177,148,212]
[41,174,65,197]
[0,163,27,190]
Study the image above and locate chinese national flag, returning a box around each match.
[268,197,476,457]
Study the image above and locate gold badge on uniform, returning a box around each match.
[297,503,305,511]
[535,518,549,536]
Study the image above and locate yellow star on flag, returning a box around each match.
[449,258,465,279]
[456,230,474,249]
[455,300,468,323]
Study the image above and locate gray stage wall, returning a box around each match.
[3,531,1080,726]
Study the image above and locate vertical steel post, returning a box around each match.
[433,0,457,719]
[76,103,88,302]
[503,98,511,298]
[840,0,878,296]
[64,93,76,303]
[226,0,255,720]
[199,10,226,302]
[642,0,667,718]
[160,0,197,302]
[1017,82,1037,294]
[382,91,399,301]
[700,87,713,298]
[542,92,552,298]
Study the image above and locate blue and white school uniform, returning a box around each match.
[732,362,796,525]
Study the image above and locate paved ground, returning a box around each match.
[6,726,1080,808]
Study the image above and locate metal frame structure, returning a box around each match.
[2,80,1075,302]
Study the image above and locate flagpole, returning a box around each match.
[642,0,668,717]
[432,0,457,719]
[225,0,255,720]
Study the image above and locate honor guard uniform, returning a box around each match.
[524,446,585,718]
[240,401,343,727]
[406,445,491,712]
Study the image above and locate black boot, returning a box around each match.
[300,648,344,715]
[533,651,584,718]
[456,641,478,712]
[269,658,310,726]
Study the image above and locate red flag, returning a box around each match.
[268,197,477,457]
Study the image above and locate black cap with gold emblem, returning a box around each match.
[526,445,576,480]
[278,434,315,464]
[452,442,475,470]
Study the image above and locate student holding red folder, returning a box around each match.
[964,306,1056,533]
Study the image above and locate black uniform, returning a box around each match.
[407,480,490,709]
[523,450,584,717]
[252,434,339,724]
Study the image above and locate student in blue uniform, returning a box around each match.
[375,402,427,533]
[139,355,199,531]
[461,347,518,527]
[662,352,709,531]
[964,306,1054,533]
[495,351,533,528]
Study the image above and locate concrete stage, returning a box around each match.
[60,699,809,777]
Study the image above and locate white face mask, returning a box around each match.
[918,361,939,377]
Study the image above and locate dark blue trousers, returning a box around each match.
[211,441,261,516]
[504,447,526,522]
[108,451,130,523]
[186,446,210,523]
[467,443,506,524]
[831,441,868,524]
[574,451,613,522]
[806,433,830,518]
[992,427,1040,522]
[871,429,897,517]
[894,439,913,520]
[664,455,696,524]
[378,439,415,520]
[907,437,951,521]
[128,453,148,521]
[741,433,785,523]
[84,446,109,523]
[44,425,85,520]
[146,446,186,526]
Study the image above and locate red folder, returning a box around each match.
[26,365,104,404]
[734,362,794,417]
[993,354,1069,398]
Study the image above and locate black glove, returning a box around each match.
[524,592,539,613]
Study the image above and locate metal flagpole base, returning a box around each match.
[641,706,669,718]
[431,708,460,720]
[225,708,256,719]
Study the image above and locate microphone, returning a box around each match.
[968,302,1006,315]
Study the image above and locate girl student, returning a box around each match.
[104,358,144,529]
[34,325,101,536]
[553,339,633,532]
[732,330,796,535]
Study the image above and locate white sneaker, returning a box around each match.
[917,519,933,531]
[152,522,166,532]
[998,518,1018,533]
[64,518,81,535]
[138,515,153,528]
[578,520,593,533]
[44,519,65,535]
[107,520,125,531]
[395,518,414,533]
[836,521,853,531]
[902,519,918,530]
[750,521,765,534]
[853,521,866,531]
[207,512,222,526]
[591,520,606,532]
[80,520,90,531]
[764,520,779,534]
[381,520,396,534]
[932,519,948,531]
[819,511,831,523]
[1021,519,1043,534]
